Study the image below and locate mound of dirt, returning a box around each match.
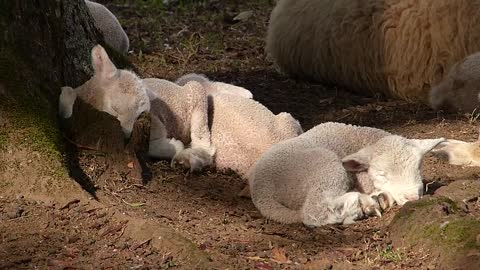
[388,184,480,269]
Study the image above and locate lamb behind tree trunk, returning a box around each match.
[85,0,130,54]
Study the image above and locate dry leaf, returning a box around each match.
[271,247,291,264]
[127,162,134,168]
[233,10,253,22]
[246,256,266,261]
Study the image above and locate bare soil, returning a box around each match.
[2,1,480,269]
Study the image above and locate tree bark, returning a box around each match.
[0,0,150,194]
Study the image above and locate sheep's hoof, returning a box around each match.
[171,148,213,172]
[359,194,382,218]
[372,192,395,212]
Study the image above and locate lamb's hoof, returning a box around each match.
[359,194,382,218]
[171,148,213,172]
[372,192,395,212]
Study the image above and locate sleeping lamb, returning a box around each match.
[59,45,214,172]
[145,75,302,177]
[59,44,149,138]
[86,0,130,54]
[249,122,445,226]
[175,73,253,99]
[174,74,303,180]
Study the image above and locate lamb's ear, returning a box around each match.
[342,150,370,172]
[91,44,117,79]
[410,138,446,154]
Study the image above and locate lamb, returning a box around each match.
[174,75,303,180]
[266,0,480,102]
[59,44,150,138]
[429,52,480,113]
[175,73,253,99]
[249,122,445,226]
[85,0,130,54]
[59,45,214,172]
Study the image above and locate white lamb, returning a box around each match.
[59,45,214,172]
[429,52,480,113]
[146,77,302,176]
[249,122,445,226]
[85,0,130,54]
[59,44,150,138]
[175,73,253,99]
[174,75,303,181]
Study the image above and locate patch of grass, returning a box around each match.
[378,245,403,262]
[419,217,480,264]
[0,49,67,180]
[466,108,480,124]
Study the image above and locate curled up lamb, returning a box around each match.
[248,122,445,226]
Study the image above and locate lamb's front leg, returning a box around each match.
[302,192,381,227]
[172,108,215,172]
[149,115,185,159]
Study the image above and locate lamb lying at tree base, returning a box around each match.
[429,52,480,113]
[59,45,149,138]
[249,122,445,226]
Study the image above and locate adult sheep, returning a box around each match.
[266,0,480,101]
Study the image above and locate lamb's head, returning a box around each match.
[342,136,445,206]
[60,45,150,138]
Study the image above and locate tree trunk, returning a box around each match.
[0,0,150,195]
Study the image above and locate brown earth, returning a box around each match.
[1,0,480,269]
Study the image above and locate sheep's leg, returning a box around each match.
[189,108,215,155]
[172,107,215,172]
[148,115,184,159]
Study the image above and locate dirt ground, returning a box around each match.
[2,0,480,269]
